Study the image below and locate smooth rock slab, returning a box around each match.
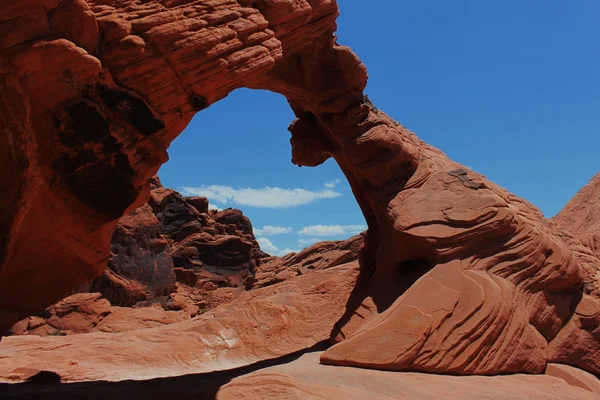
[0,262,358,383]
[217,352,600,400]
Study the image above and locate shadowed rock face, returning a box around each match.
[553,173,600,297]
[554,173,600,250]
[0,0,598,380]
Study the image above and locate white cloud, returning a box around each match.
[298,224,366,237]
[208,204,222,211]
[257,237,299,256]
[324,179,342,188]
[257,237,279,253]
[278,248,300,256]
[179,184,341,209]
[297,237,322,246]
[254,225,293,236]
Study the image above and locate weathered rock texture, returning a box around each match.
[7,178,361,336]
[6,179,278,335]
[91,177,267,308]
[254,234,362,288]
[2,352,599,399]
[216,352,600,400]
[554,173,600,253]
[90,203,176,306]
[8,293,188,336]
[0,0,598,383]
[0,263,359,382]
[552,173,600,298]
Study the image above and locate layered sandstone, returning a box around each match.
[552,173,600,298]
[217,352,600,400]
[1,262,359,382]
[253,235,363,288]
[6,180,277,335]
[554,172,600,252]
[8,293,189,336]
[0,0,598,387]
[7,201,362,336]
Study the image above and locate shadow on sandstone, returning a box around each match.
[0,341,330,400]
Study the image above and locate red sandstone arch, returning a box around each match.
[0,0,598,377]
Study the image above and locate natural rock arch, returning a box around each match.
[0,0,598,377]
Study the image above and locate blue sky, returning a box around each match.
[159,0,600,255]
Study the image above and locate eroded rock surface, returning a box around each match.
[217,352,600,400]
[0,0,598,385]
[0,262,359,382]
[254,235,363,287]
[554,173,600,253]
[7,180,278,335]
[552,173,600,298]
[7,293,188,336]
[90,203,176,306]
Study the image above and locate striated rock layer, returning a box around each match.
[0,262,359,382]
[252,235,363,288]
[552,173,600,298]
[0,0,598,381]
[217,352,600,400]
[93,177,268,307]
[554,172,600,253]
[7,185,361,336]
[8,293,189,336]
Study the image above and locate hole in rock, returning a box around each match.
[158,88,367,261]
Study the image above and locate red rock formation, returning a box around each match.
[8,293,188,336]
[90,203,176,306]
[216,352,600,400]
[6,179,274,334]
[6,179,361,336]
[254,235,363,287]
[0,262,359,382]
[554,173,600,253]
[90,179,267,307]
[0,0,598,385]
[552,173,600,298]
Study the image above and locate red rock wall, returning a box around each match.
[0,0,338,326]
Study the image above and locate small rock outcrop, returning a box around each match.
[553,173,600,253]
[254,235,363,287]
[89,203,176,306]
[91,177,268,307]
[7,293,188,336]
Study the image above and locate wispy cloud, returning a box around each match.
[324,179,342,188]
[257,237,278,253]
[298,224,366,237]
[208,204,222,211]
[254,225,292,236]
[257,237,299,256]
[278,248,300,256]
[297,237,322,246]
[180,184,341,209]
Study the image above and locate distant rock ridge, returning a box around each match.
[8,179,364,336]
[554,173,600,254]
